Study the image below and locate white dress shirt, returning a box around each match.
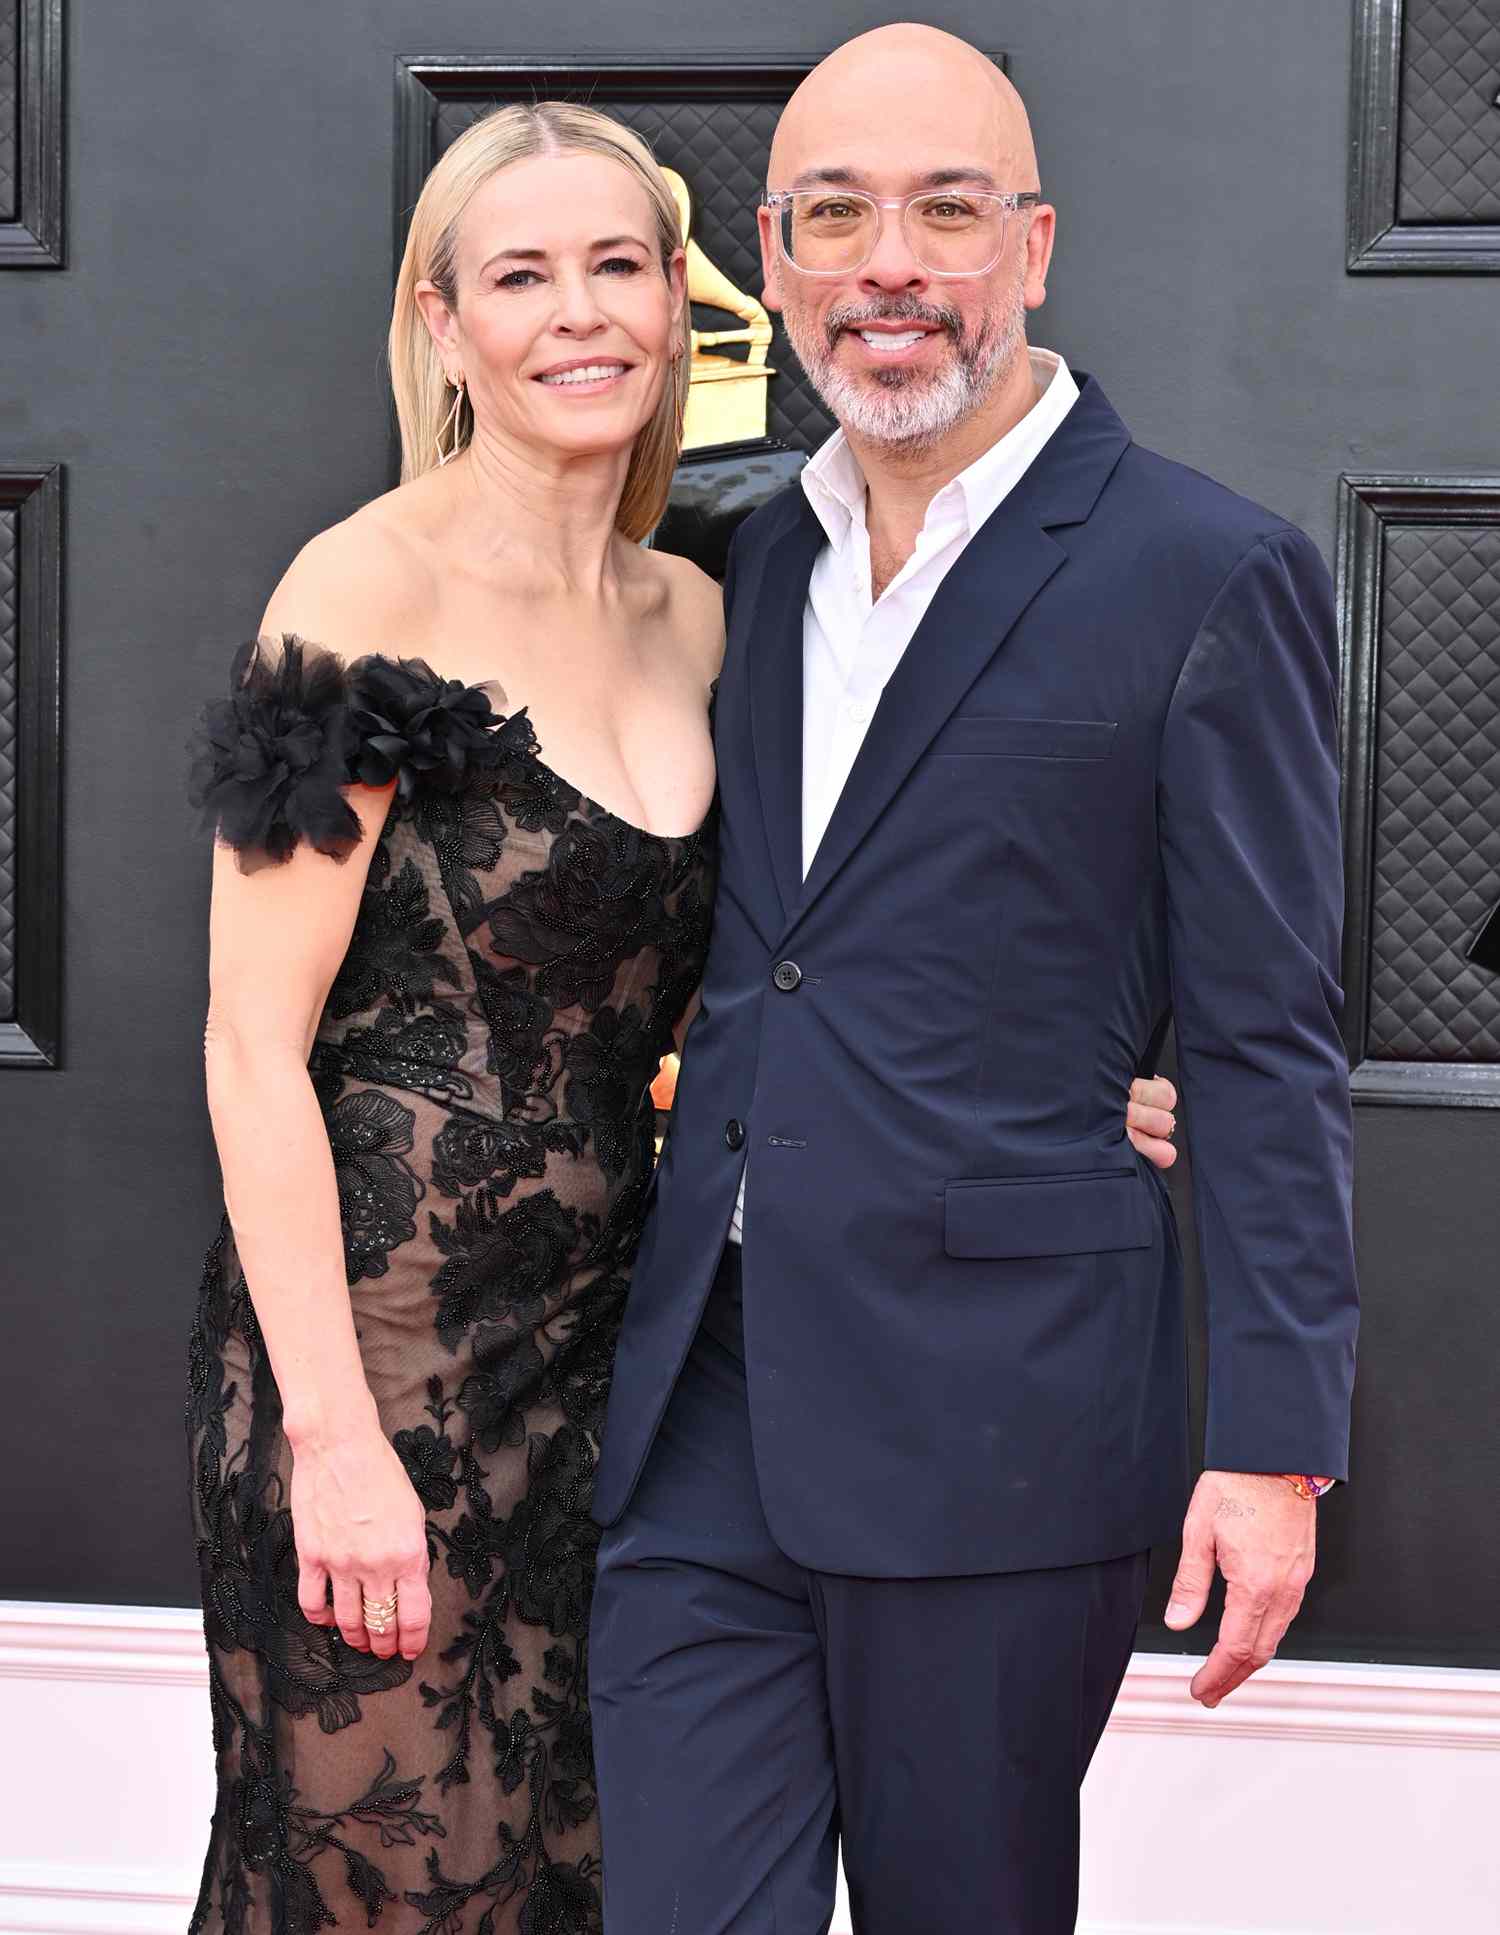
[728,348,1081,1243]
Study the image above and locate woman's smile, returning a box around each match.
[534,356,635,395]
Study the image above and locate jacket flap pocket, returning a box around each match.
[944,1170,1153,1259]
[931,716,1117,760]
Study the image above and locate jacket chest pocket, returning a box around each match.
[929,716,1117,761]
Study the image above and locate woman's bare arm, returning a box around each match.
[200,532,433,1661]
[204,782,392,1442]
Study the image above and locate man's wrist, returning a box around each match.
[1277,1473,1336,1501]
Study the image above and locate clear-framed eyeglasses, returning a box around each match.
[763,187,1041,278]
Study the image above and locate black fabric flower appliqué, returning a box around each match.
[189,637,360,867]
[346,655,504,801]
[394,1424,460,1514]
[327,856,463,1021]
[562,1005,659,1179]
[487,823,673,1013]
[316,1081,423,1284]
[430,1115,549,1200]
[497,757,583,839]
[428,1187,582,1351]
[468,956,556,1104]
[313,1006,474,1104]
[459,1329,548,1453]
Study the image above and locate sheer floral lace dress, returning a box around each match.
[185,641,716,1935]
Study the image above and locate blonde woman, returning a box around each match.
[183,101,1179,1931]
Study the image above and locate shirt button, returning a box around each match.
[847,700,872,723]
[724,1118,745,1151]
[772,961,803,992]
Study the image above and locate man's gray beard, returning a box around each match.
[780,273,1028,454]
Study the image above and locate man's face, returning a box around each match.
[762,175,1031,451]
[757,61,1054,453]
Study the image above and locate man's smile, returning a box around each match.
[839,320,944,364]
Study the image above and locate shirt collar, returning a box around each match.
[799,348,1080,553]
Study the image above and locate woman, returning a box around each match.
[185,102,1179,1933]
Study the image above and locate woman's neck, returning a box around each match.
[439,424,635,599]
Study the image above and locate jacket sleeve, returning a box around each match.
[720,516,745,609]
[1158,526,1358,1479]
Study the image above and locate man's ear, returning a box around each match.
[1022,205,1057,313]
[756,205,783,313]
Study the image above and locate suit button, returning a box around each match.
[772,960,802,992]
[724,1118,745,1151]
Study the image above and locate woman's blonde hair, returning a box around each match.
[388,102,691,542]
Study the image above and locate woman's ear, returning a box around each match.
[666,247,688,330]
[414,280,459,360]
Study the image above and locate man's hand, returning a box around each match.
[1127,1074,1178,1170]
[1163,1470,1316,1706]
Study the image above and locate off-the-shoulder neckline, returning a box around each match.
[352,653,718,847]
[498,703,712,846]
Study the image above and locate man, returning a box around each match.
[590,25,1357,1934]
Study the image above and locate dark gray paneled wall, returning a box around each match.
[1,1,1496,1665]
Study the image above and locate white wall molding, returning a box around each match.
[0,1865,196,1935]
[2,1603,1497,1935]
[0,1602,210,1689]
[8,1603,1498,1750]
[1109,1649,1500,1752]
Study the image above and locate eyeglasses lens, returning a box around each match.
[779,193,1010,274]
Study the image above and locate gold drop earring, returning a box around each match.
[436,371,466,467]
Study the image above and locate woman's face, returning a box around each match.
[420,151,686,465]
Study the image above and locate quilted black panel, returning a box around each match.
[1367,522,1500,1062]
[433,93,836,458]
[0,504,15,1020]
[1397,0,1500,224]
[0,0,18,224]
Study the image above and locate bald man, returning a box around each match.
[589,27,1357,1933]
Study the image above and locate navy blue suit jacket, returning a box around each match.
[593,374,1358,1576]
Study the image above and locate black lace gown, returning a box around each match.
[185,642,716,1935]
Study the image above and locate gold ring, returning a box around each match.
[362,1591,398,1633]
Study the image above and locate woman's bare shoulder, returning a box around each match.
[642,544,727,685]
[260,489,438,662]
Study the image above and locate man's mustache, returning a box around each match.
[822,297,963,352]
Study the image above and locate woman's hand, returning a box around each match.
[1127,1073,1178,1170]
[290,1411,434,1662]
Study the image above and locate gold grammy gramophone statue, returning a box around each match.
[663,167,775,451]
[651,160,806,576]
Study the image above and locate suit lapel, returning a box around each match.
[795,374,1133,923]
[747,499,825,925]
[796,517,1065,914]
